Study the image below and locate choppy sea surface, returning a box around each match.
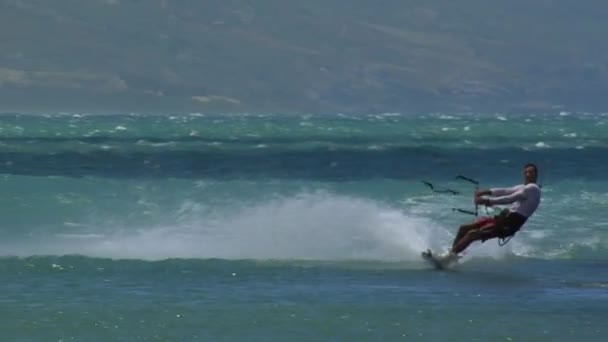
[1,112,607,341]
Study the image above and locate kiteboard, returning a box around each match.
[421,249,458,270]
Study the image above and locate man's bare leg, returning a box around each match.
[451,222,482,249]
[435,222,485,264]
[452,222,505,254]
[451,229,482,254]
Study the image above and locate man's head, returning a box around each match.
[523,163,538,184]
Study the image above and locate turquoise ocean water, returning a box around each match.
[0,112,607,341]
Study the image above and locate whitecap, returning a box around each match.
[367,145,384,150]
[535,141,549,148]
[57,233,104,239]
[136,140,175,147]
[439,115,457,120]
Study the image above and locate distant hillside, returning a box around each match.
[1,0,607,114]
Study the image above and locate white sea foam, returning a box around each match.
[97,193,444,262]
[2,192,453,263]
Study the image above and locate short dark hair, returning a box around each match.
[524,163,538,173]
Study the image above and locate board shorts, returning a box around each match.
[474,209,527,242]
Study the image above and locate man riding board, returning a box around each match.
[444,163,542,262]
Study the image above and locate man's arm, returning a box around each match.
[488,188,527,205]
[475,186,519,197]
[489,186,520,197]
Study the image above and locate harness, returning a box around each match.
[498,236,513,246]
[495,209,517,246]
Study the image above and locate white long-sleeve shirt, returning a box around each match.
[489,183,541,218]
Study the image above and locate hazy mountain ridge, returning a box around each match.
[1,0,607,114]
